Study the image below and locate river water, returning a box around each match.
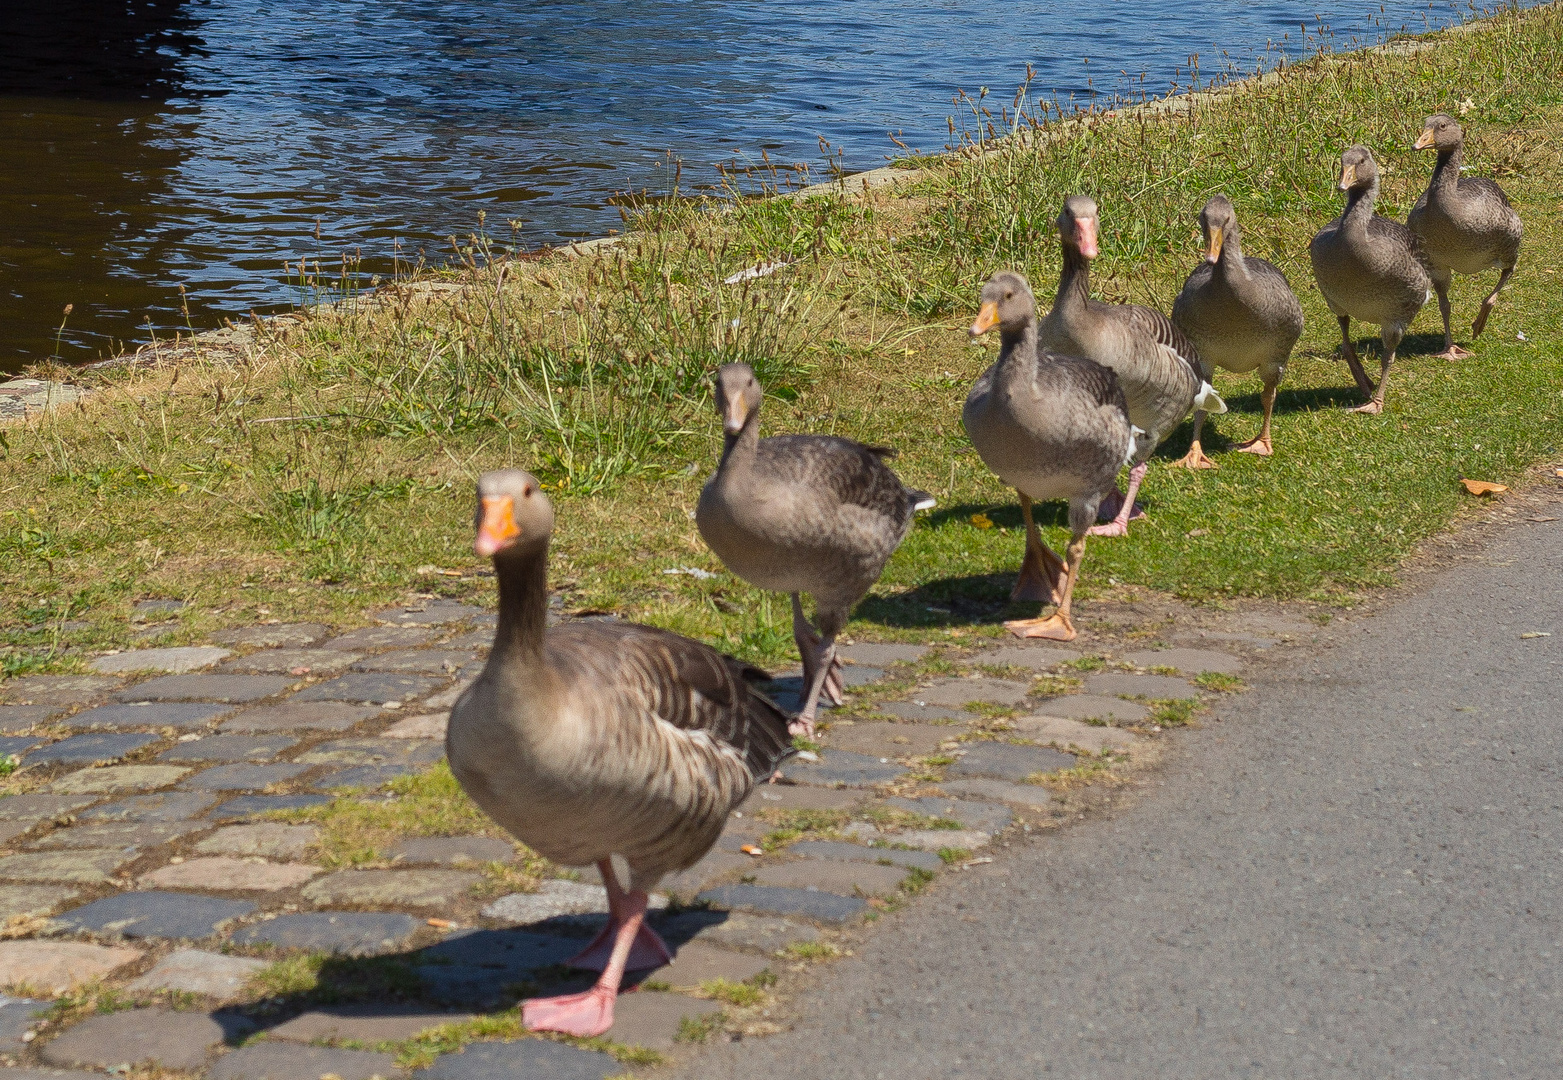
[0,0,1506,371]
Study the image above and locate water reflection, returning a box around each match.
[0,0,1505,371]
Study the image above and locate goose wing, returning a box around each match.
[548,621,795,783]
[757,434,918,521]
[1123,303,1202,377]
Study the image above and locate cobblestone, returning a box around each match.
[878,701,973,722]
[697,883,867,924]
[208,1042,403,1080]
[220,701,379,732]
[1010,714,1139,753]
[0,994,46,1048]
[0,705,65,730]
[0,884,81,920]
[321,626,436,652]
[896,827,991,851]
[912,678,1033,707]
[66,702,232,731]
[372,600,485,626]
[977,644,1083,669]
[885,795,1013,832]
[654,909,820,953]
[352,650,471,674]
[0,676,122,707]
[1121,647,1244,674]
[751,859,909,896]
[480,879,609,924]
[0,795,96,821]
[141,857,320,891]
[230,911,421,955]
[127,948,269,998]
[382,712,448,738]
[388,836,513,866]
[28,822,202,851]
[113,674,293,703]
[52,891,256,940]
[210,624,331,649]
[938,777,1062,809]
[218,649,360,675]
[46,765,191,794]
[422,1038,616,1080]
[0,941,141,994]
[1084,672,1198,699]
[301,868,480,908]
[740,785,860,814]
[1028,693,1151,723]
[414,929,580,1004]
[23,732,160,765]
[81,791,218,822]
[836,642,927,666]
[196,823,318,859]
[821,721,952,757]
[946,741,1075,781]
[39,1007,239,1071]
[178,762,311,790]
[210,794,330,819]
[157,734,299,762]
[604,990,720,1050]
[292,672,442,704]
[89,647,231,675]
[268,1004,474,1044]
[788,840,945,872]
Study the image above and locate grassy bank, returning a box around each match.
[3,5,1562,672]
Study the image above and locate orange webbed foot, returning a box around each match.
[1003,613,1077,641]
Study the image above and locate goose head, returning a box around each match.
[1336,145,1380,193]
[1057,195,1100,259]
[713,362,763,436]
[1198,194,1239,264]
[475,469,555,558]
[969,270,1036,338]
[1414,113,1462,153]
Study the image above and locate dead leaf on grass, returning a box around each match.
[1460,479,1507,496]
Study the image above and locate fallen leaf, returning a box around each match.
[1520,632,1552,639]
[1530,516,1559,523]
[1460,479,1507,496]
[740,844,764,857]
[427,918,455,928]
[1185,528,1210,538]
[969,512,994,529]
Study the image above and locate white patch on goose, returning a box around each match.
[652,711,747,773]
[913,496,937,511]
[1193,381,1228,415]
[1124,425,1145,467]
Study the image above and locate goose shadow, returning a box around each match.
[214,907,747,1036]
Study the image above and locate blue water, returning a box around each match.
[0,0,1508,368]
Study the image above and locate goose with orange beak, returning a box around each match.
[964,270,1138,640]
[1407,113,1522,359]
[1038,195,1224,536]
[448,469,794,1038]
[1309,145,1432,413]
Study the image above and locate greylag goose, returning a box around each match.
[448,469,794,1037]
[1407,113,1522,359]
[1039,195,1225,535]
[964,270,1138,640]
[1171,194,1304,463]
[696,363,933,734]
[1308,145,1432,414]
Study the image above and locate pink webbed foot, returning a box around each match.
[1431,345,1473,361]
[523,984,618,1037]
[567,920,672,973]
[1086,518,1131,538]
[1350,399,1384,415]
[1234,435,1273,456]
[1095,489,1145,524]
[1004,612,1077,641]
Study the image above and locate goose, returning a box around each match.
[964,270,1138,640]
[447,469,794,1037]
[696,363,933,735]
[1039,195,1225,535]
[1308,145,1432,414]
[1171,194,1305,463]
[1407,113,1522,359]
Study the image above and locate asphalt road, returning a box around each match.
[678,503,1563,1079]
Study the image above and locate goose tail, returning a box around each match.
[1193,381,1228,415]
[909,489,937,512]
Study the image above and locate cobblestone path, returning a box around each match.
[0,597,1313,1078]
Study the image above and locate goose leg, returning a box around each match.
[1351,327,1398,415]
[792,635,838,737]
[1094,484,1146,524]
[565,858,673,973]
[1172,410,1218,470]
[790,593,842,716]
[1011,493,1067,604]
[1430,276,1472,360]
[524,888,656,1037]
[1006,503,1090,640]
[1471,264,1515,340]
[1088,462,1148,538]
[1337,315,1376,401]
[1235,378,1279,456]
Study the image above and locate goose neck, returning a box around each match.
[1341,181,1377,239]
[995,321,1040,384]
[492,543,550,663]
[1430,143,1463,198]
[1055,245,1092,314]
[718,411,760,470]
[1215,232,1250,286]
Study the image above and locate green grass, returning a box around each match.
[2,7,1561,670]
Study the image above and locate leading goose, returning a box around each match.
[448,469,794,1037]
[696,363,933,735]
[1407,113,1522,359]
[1308,145,1432,414]
[964,270,1138,640]
[1172,194,1304,463]
[1039,195,1225,535]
